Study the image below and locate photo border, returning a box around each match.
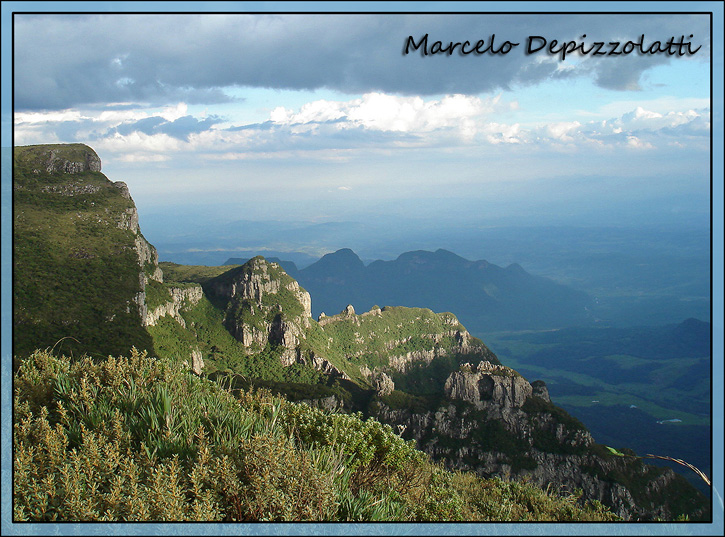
[2,2,722,535]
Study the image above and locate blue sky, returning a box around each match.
[9,8,713,232]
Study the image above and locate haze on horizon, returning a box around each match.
[12,9,711,263]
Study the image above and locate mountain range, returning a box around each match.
[11,143,710,521]
[224,247,595,332]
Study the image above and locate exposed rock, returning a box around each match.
[309,354,350,380]
[42,147,102,175]
[144,285,204,327]
[297,395,343,412]
[208,257,314,367]
[370,361,708,521]
[372,371,395,397]
[531,380,551,402]
[444,361,532,410]
[362,305,383,317]
[388,348,438,372]
[119,208,140,234]
[40,183,102,196]
[191,347,205,375]
[114,181,132,199]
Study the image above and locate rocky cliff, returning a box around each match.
[144,285,204,328]
[13,144,161,359]
[205,257,312,364]
[370,362,709,521]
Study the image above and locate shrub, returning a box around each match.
[13,348,618,522]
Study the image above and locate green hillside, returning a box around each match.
[13,144,155,360]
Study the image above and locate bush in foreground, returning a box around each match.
[13,349,618,522]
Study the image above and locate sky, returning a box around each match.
[10,7,714,239]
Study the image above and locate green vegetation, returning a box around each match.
[160,262,240,285]
[482,326,710,426]
[13,145,154,360]
[144,280,173,311]
[148,296,321,384]
[13,349,619,522]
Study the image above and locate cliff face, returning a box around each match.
[144,285,204,328]
[444,360,532,410]
[206,257,312,364]
[371,362,709,521]
[13,144,160,358]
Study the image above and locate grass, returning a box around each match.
[13,144,154,360]
[160,262,240,285]
[482,333,709,427]
[13,348,621,522]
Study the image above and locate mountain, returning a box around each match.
[12,144,160,360]
[224,256,300,277]
[285,247,594,332]
[12,144,710,521]
[158,256,709,520]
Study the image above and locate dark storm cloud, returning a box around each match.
[13,13,710,111]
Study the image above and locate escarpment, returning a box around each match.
[144,285,204,328]
[13,144,159,358]
[370,362,709,521]
[13,143,710,522]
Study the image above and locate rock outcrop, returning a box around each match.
[371,363,707,521]
[207,257,313,364]
[444,361,532,410]
[144,285,204,327]
[39,146,102,175]
[190,347,205,375]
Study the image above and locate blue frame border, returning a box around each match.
[1,2,723,536]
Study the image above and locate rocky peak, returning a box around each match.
[207,257,313,363]
[531,380,551,403]
[25,143,103,175]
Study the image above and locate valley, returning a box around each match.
[11,143,713,522]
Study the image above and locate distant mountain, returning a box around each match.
[290,248,594,332]
[13,144,709,522]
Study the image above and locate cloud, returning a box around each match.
[13,13,710,111]
[13,89,709,163]
[271,93,493,138]
[106,114,224,141]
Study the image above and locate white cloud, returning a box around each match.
[626,135,654,149]
[93,131,184,155]
[270,92,496,141]
[482,122,523,144]
[13,93,710,165]
[14,109,86,124]
[545,121,582,142]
